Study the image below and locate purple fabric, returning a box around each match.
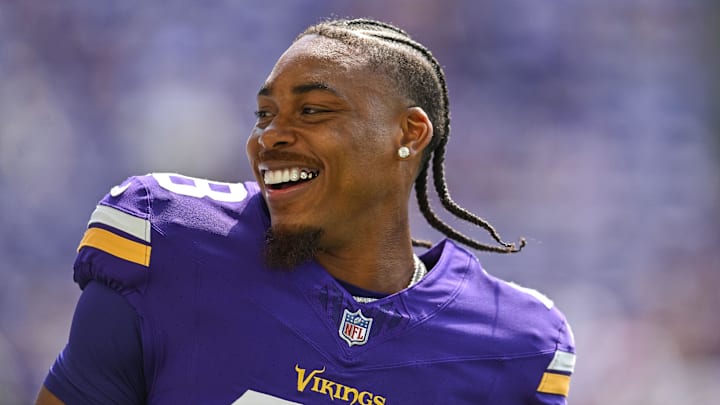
[47,173,574,404]
[44,282,145,405]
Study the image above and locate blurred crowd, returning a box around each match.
[1,1,718,403]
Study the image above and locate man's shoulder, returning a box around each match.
[96,172,263,225]
[432,241,574,354]
[73,173,267,291]
[480,271,574,354]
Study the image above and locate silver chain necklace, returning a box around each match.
[352,255,427,304]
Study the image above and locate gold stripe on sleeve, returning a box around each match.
[537,372,571,397]
[77,227,151,267]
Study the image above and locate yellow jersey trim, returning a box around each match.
[78,227,151,267]
[537,372,571,397]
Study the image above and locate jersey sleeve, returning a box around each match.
[73,173,261,294]
[496,278,577,404]
[43,282,146,405]
[73,175,154,294]
[532,313,576,404]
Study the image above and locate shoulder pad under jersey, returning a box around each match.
[73,173,263,292]
[483,266,576,399]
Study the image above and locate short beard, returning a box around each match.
[264,225,323,270]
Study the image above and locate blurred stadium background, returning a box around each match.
[1,1,718,403]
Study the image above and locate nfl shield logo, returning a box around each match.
[339,308,373,347]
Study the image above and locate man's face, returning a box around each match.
[246,35,410,251]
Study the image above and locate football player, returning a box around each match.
[36,18,575,404]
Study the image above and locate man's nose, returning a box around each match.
[257,117,297,149]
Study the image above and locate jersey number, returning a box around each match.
[153,173,248,202]
[231,390,301,404]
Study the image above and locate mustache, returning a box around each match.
[258,150,322,167]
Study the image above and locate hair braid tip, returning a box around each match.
[503,237,527,253]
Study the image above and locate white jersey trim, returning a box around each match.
[88,205,151,243]
[506,281,555,309]
[548,350,576,373]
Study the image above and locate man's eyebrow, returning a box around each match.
[257,82,340,97]
[292,82,340,96]
[258,84,272,97]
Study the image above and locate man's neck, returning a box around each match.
[315,237,416,295]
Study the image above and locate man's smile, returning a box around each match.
[262,167,321,190]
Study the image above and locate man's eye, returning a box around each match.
[254,110,271,119]
[302,107,326,115]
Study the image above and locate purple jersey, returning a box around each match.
[68,173,575,404]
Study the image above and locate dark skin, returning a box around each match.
[247,34,433,294]
[35,33,434,405]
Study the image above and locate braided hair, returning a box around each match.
[298,18,525,254]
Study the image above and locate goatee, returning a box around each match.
[264,225,323,269]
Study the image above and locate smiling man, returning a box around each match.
[36,19,575,405]
[250,33,432,291]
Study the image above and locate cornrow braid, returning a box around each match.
[299,18,525,254]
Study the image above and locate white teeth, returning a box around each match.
[262,168,318,185]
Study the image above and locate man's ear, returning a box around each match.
[398,107,433,159]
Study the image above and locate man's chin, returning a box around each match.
[264,225,324,270]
